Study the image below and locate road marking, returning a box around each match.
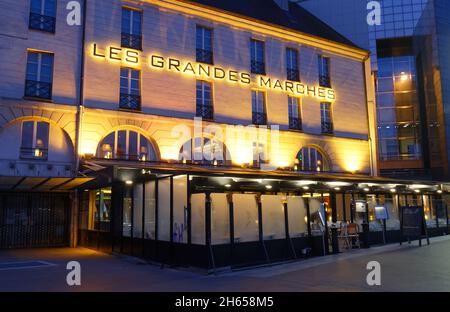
[0,260,56,271]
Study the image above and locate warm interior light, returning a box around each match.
[265,185,272,189]
[302,186,309,190]
[364,188,370,192]
[125,180,133,185]
[390,188,396,193]
[224,184,231,188]
[437,190,443,194]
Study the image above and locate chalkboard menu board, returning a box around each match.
[402,206,423,236]
[401,205,430,245]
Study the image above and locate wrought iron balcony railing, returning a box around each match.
[252,112,267,125]
[321,121,334,134]
[251,60,266,75]
[319,75,331,88]
[196,49,213,64]
[24,80,52,100]
[196,104,214,120]
[20,147,48,160]
[29,12,55,33]
[289,117,302,130]
[287,68,300,81]
[119,93,141,110]
[121,33,142,50]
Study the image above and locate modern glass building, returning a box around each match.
[299,0,432,178]
[0,0,448,270]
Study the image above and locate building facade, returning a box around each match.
[0,0,448,269]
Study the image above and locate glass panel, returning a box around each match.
[232,194,259,243]
[133,183,143,238]
[172,175,187,244]
[21,121,34,149]
[261,195,285,240]
[122,189,132,237]
[157,178,171,241]
[117,130,126,159]
[36,122,49,149]
[287,196,307,237]
[191,193,205,245]
[128,131,138,160]
[144,181,156,239]
[96,188,111,232]
[98,132,115,159]
[385,194,400,230]
[211,193,229,245]
[309,197,325,236]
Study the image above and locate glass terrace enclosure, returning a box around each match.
[78,166,449,270]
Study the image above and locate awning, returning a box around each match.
[0,176,94,191]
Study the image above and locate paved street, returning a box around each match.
[1,236,450,292]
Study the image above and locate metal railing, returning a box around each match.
[251,60,266,75]
[287,68,300,81]
[321,121,334,134]
[196,104,214,120]
[25,80,52,100]
[196,49,213,64]
[29,12,55,33]
[319,75,331,88]
[121,33,142,50]
[289,117,302,130]
[20,147,48,160]
[252,112,267,125]
[119,93,141,110]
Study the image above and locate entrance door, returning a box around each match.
[0,192,70,248]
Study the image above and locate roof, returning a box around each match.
[182,0,362,49]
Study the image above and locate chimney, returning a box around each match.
[273,0,290,11]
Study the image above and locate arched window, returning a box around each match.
[179,137,229,165]
[296,147,328,172]
[97,130,157,161]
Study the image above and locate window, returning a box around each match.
[252,90,267,125]
[318,55,331,87]
[20,121,49,159]
[121,7,142,50]
[196,80,213,120]
[120,68,141,110]
[196,26,213,64]
[25,51,54,100]
[297,147,327,172]
[179,138,227,165]
[29,0,56,33]
[252,142,268,166]
[288,96,302,130]
[97,130,157,161]
[250,39,265,74]
[286,48,299,81]
[320,102,333,134]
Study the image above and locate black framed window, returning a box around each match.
[121,7,142,50]
[318,55,331,87]
[120,68,141,110]
[97,130,156,161]
[286,48,300,81]
[288,96,302,130]
[29,0,56,33]
[320,102,333,134]
[297,147,327,172]
[250,39,265,75]
[196,80,213,120]
[25,51,53,100]
[252,90,267,125]
[20,120,49,159]
[196,26,213,64]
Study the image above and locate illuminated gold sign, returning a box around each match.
[91,43,336,101]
